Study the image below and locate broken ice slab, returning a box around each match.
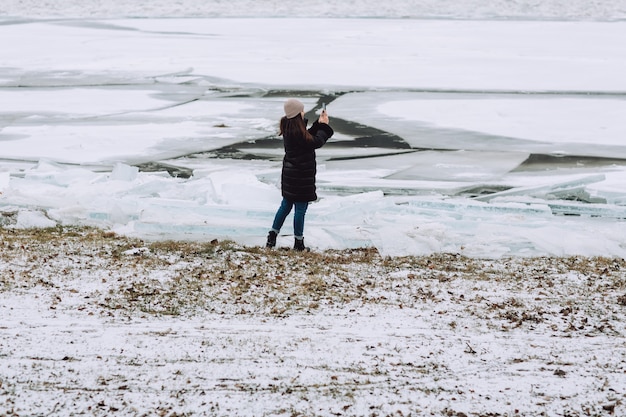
[0,68,162,88]
[472,174,606,203]
[131,221,268,240]
[111,163,139,181]
[300,225,376,251]
[86,210,140,224]
[402,198,553,219]
[385,150,530,182]
[311,191,391,222]
[141,202,274,221]
[83,201,275,237]
[0,171,9,190]
[14,210,59,229]
[323,152,421,177]
[317,177,473,196]
[2,117,263,167]
[0,207,57,229]
[23,159,99,185]
[317,150,530,196]
[586,170,626,205]
[546,201,626,218]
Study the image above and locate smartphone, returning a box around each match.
[322,102,326,112]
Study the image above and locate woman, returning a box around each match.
[266,98,334,251]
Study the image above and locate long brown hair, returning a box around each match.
[280,115,313,141]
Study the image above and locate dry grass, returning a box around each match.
[1,226,625,327]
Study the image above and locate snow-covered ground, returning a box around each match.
[2,229,625,416]
[1,2,626,416]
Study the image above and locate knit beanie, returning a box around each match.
[284,98,304,119]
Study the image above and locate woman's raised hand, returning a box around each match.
[319,110,329,124]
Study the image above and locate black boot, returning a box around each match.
[266,231,277,248]
[293,237,307,252]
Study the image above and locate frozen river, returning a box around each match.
[1,9,626,257]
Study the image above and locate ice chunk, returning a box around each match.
[547,201,626,218]
[130,221,269,241]
[14,210,57,229]
[46,205,90,225]
[0,171,9,191]
[319,153,478,196]
[385,150,529,181]
[111,163,139,181]
[22,161,100,187]
[206,170,279,206]
[404,198,553,218]
[473,174,606,202]
[312,226,375,251]
[1,121,250,166]
[373,224,447,257]
[0,88,171,115]
[586,170,626,205]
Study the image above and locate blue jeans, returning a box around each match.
[271,198,309,239]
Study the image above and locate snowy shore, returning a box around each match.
[1,227,625,416]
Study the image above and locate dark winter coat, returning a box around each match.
[281,120,334,202]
